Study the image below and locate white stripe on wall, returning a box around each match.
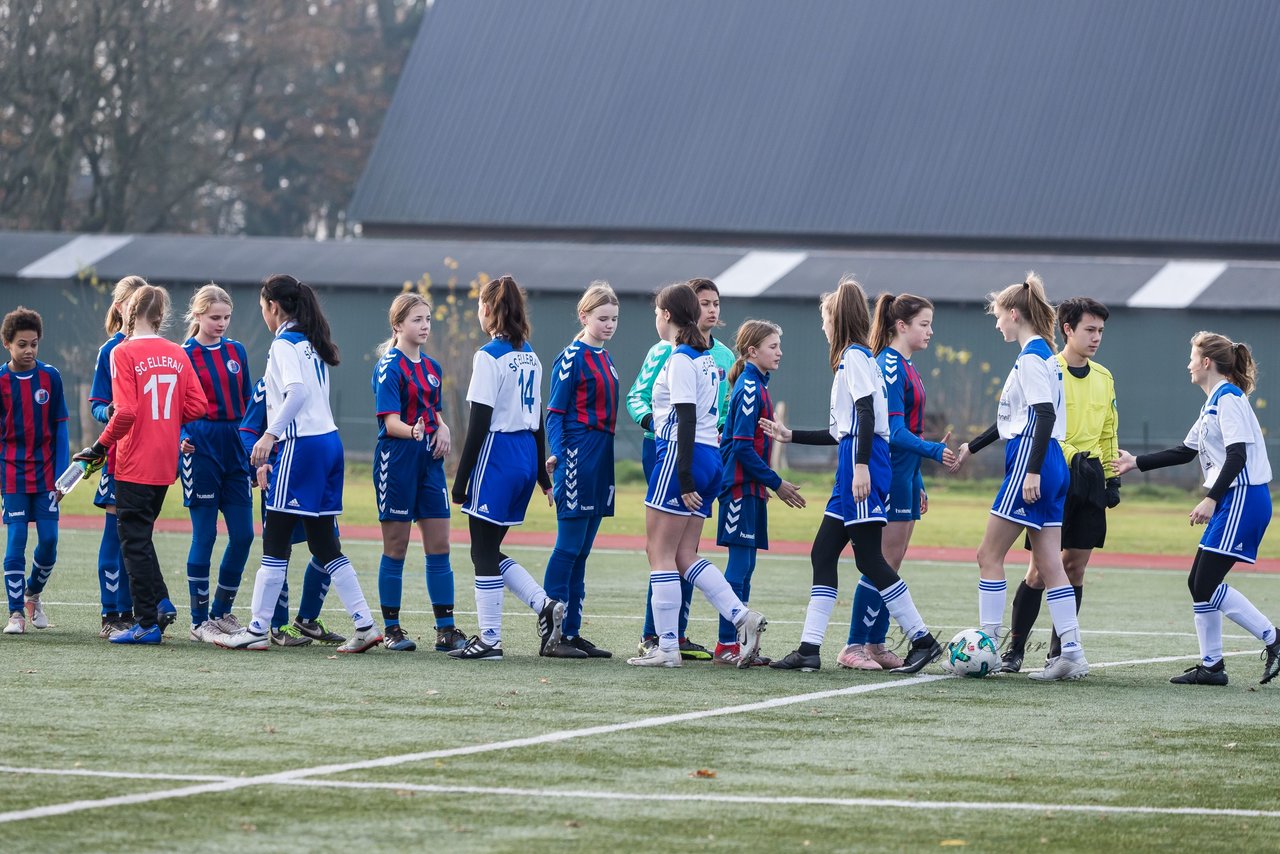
[1126,261,1228,309]
[712,251,808,297]
[17,235,135,279]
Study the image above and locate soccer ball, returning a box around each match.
[943,629,1000,678]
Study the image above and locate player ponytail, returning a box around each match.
[574,281,619,341]
[260,274,340,366]
[823,275,872,373]
[655,283,705,350]
[987,272,1057,352]
[728,319,782,384]
[869,292,933,355]
[184,283,233,340]
[105,275,148,335]
[377,292,432,357]
[124,284,171,337]
[479,275,532,349]
[1193,331,1258,395]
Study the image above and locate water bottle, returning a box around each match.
[55,460,89,496]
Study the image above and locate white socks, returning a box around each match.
[800,585,838,647]
[248,557,288,635]
[475,576,505,645]
[880,580,928,641]
[1211,583,1276,644]
[650,571,682,652]
[686,559,746,625]
[1193,601,1224,666]
[978,577,1007,639]
[500,557,549,612]
[325,556,373,630]
[1045,584,1083,657]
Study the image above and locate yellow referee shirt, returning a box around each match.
[1057,353,1118,476]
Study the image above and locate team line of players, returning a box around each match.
[1,271,1277,685]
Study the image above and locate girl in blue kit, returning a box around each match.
[840,294,956,671]
[713,320,806,666]
[541,282,622,659]
[373,292,467,653]
[951,273,1088,681]
[181,284,255,644]
[239,378,341,646]
[1,308,68,635]
[450,275,565,661]
[764,277,941,673]
[627,283,767,669]
[1115,332,1280,686]
[87,275,145,638]
[220,274,380,653]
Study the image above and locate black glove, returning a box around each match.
[1105,477,1122,509]
[451,485,468,506]
[73,442,109,475]
[105,402,115,420]
[640,413,654,433]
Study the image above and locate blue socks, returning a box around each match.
[26,519,57,595]
[210,502,253,619]
[297,559,329,622]
[4,522,26,613]
[719,545,756,645]
[378,554,405,626]
[847,577,890,645]
[186,505,218,624]
[272,576,291,630]
[543,516,602,639]
[425,552,455,629]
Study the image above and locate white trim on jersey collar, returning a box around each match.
[275,320,298,338]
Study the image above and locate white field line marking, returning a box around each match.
[0,767,227,783]
[5,767,1279,821]
[33,601,1255,640]
[1024,649,1259,672]
[0,674,946,825]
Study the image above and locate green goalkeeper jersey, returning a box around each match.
[627,336,733,439]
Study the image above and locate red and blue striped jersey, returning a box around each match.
[0,361,69,494]
[719,362,781,500]
[373,348,443,441]
[880,347,926,435]
[183,337,252,422]
[547,341,619,433]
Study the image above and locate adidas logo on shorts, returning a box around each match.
[1013,508,1027,517]
[288,499,300,508]
[667,498,680,507]
[479,503,490,513]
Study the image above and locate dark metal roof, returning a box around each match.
[348,0,1280,253]
[4,231,1280,310]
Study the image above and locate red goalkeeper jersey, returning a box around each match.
[97,335,208,486]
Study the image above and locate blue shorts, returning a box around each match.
[92,470,116,508]
[1200,484,1271,564]
[375,435,450,523]
[555,428,615,519]
[645,439,720,518]
[182,420,251,508]
[716,493,769,549]
[887,453,924,522]
[463,431,538,526]
[266,432,344,517]
[642,436,657,482]
[824,435,891,527]
[3,491,59,524]
[991,436,1068,530]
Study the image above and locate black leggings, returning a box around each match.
[470,516,511,577]
[115,481,171,628]
[261,510,342,567]
[1187,548,1237,603]
[810,515,901,591]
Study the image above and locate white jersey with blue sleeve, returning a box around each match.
[829,344,890,441]
[467,338,542,432]
[996,336,1066,442]
[263,323,337,439]
[1185,381,1272,488]
[652,344,720,447]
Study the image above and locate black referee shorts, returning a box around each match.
[1024,455,1107,551]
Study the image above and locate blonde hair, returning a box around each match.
[1192,331,1258,395]
[987,271,1057,352]
[105,275,148,335]
[728,320,782,384]
[125,284,171,337]
[823,276,872,373]
[184,283,233,340]
[575,281,619,340]
[377,293,432,357]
